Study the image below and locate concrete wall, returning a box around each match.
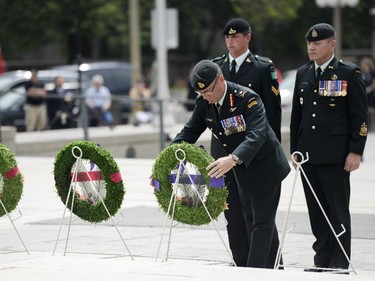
[8,123,289,160]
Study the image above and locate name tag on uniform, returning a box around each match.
[220,114,246,136]
[318,80,347,97]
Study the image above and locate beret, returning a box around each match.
[223,18,251,35]
[306,23,335,42]
[191,60,219,91]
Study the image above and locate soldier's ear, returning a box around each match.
[330,39,336,49]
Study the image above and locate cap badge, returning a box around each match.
[198,82,205,89]
[228,28,236,35]
[312,30,318,38]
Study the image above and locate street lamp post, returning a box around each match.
[316,0,359,58]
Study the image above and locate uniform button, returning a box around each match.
[300,89,304,92]
[312,126,316,129]
[223,144,227,147]
[248,83,252,88]
[313,102,317,105]
[314,89,317,93]
[219,132,222,135]
[312,113,316,117]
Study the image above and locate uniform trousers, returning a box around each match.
[224,178,281,268]
[301,163,351,269]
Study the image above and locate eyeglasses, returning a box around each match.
[195,77,219,95]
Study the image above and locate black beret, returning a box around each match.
[306,23,335,42]
[191,60,219,91]
[223,18,251,35]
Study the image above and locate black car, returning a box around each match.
[0,70,86,131]
[51,61,133,124]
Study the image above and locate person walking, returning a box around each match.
[213,17,282,267]
[290,23,368,273]
[172,60,290,268]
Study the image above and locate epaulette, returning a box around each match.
[232,88,248,98]
[254,54,273,64]
[211,54,226,64]
[338,59,358,69]
[338,59,361,74]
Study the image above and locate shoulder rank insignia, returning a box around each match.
[271,85,279,96]
[359,122,368,137]
[247,100,257,109]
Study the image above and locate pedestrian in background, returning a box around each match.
[212,18,282,267]
[290,23,368,273]
[47,76,74,129]
[129,79,153,126]
[85,74,114,128]
[172,60,290,268]
[24,69,47,131]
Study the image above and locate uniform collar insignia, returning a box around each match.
[230,107,237,112]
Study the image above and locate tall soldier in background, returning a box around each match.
[213,18,282,267]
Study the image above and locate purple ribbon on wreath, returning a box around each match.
[153,162,225,192]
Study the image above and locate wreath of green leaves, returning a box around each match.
[152,142,228,226]
[54,140,125,223]
[0,144,23,217]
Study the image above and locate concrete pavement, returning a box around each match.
[0,131,375,280]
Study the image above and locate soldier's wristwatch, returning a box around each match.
[231,154,243,165]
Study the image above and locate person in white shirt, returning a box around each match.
[85,74,114,128]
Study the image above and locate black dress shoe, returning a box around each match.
[304,266,324,273]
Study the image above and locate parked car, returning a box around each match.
[279,69,297,108]
[0,69,86,131]
[51,61,133,124]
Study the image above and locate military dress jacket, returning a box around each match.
[290,57,368,164]
[213,52,281,141]
[172,81,290,198]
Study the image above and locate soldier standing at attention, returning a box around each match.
[290,23,368,273]
[213,18,282,268]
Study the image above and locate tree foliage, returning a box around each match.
[0,0,374,70]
